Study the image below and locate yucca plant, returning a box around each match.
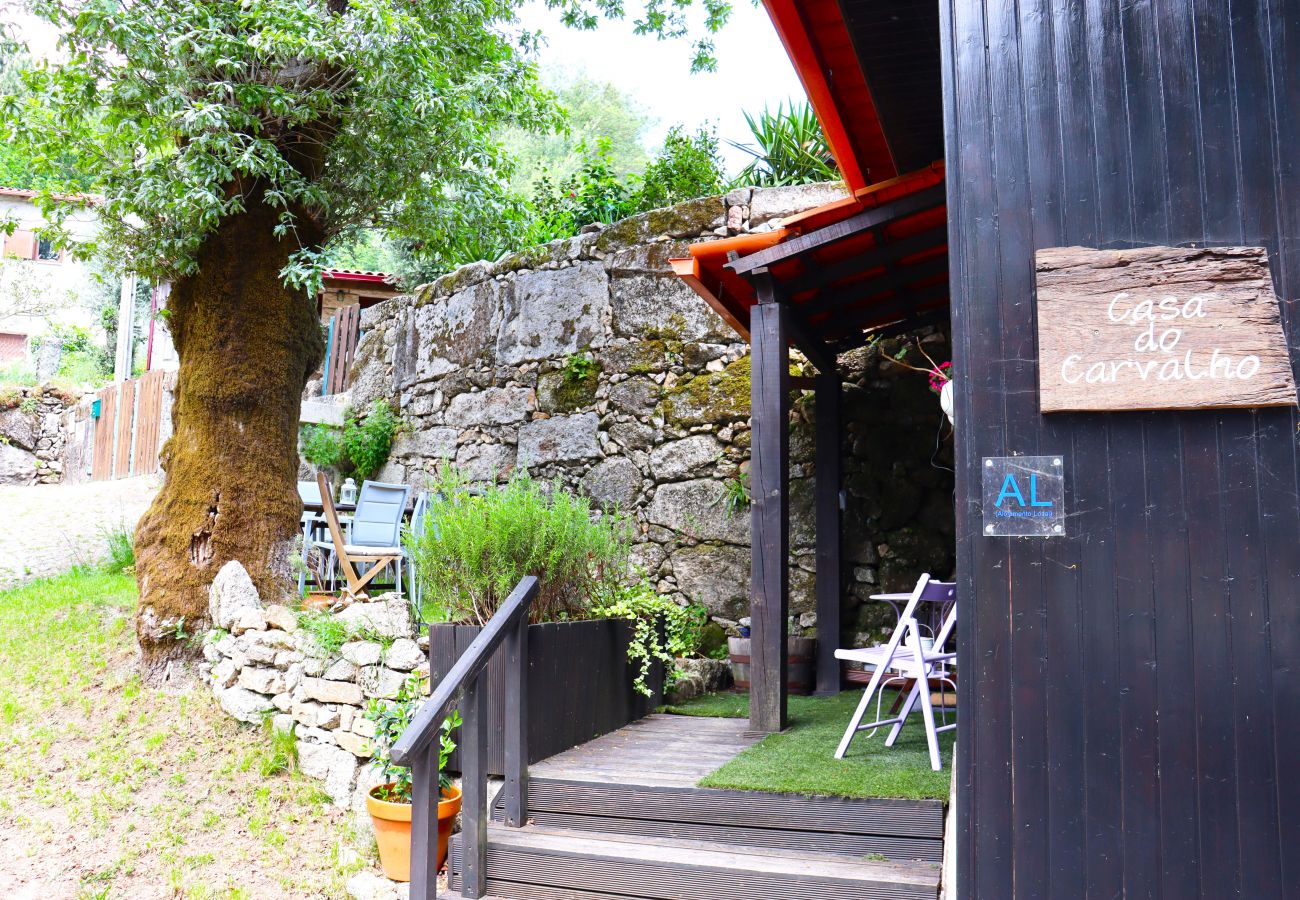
[729,101,840,188]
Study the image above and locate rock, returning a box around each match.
[302,677,364,706]
[497,262,609,365]
[0,407,37,451]
[665,657,733,703]
[334,595,413,641]
[323,658,359,681]
[263,605,299,633]
[670,544,752,619]
[749,181,848,227]
[610,271,732,342]
[517,413,600,466]
[649,435,722,481]
[208,561,263,631]
[647,479,751,544]
[216,686,275,724]
[298,741,360,807]
[453,441,516,482]
[316,705,342,729]
[390,426,457,461]
[608,377,661,417]
[660,356,751,426]
[351,762,388,813]
[291,700,323,726]
[342,640,384,667]
[444,386,535,427]
[334,729,372,758]
[359,666,407,700]
[210,658,238,689]
[352,716,377,738]
[0,442,36,486]
[411,277,505,374]
[384,638,424,672]
[232,607,267,634]
[243,643,278,666]
[271,713,296,736]
[237,666,285,695]
[272,692,293,712]
[607,420,656,451]
[580,456,642,510]
[346,871,400,900]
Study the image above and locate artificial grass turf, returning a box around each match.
[666,690,954,801]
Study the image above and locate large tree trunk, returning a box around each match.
[134,194,323,682]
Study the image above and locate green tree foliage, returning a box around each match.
[730,101,840,188]
[499,71,652,193]
[4,0,560,285]
[0,44,92,192]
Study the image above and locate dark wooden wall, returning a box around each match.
[941,1,1300,897]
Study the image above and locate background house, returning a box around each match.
[0,186,105,366]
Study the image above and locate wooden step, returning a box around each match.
[449,824,941,900]
[491,776,945,862]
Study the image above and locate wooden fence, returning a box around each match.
[91,369,169,481]
[324,303,360,395]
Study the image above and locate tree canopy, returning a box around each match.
[3,0,737,289]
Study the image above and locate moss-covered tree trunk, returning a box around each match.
[134,194,323,681]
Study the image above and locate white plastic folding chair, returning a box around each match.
[833,573,956,762]
[886,603,958,771]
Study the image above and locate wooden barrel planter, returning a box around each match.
[428,618,663,776]
[727,636,816,696]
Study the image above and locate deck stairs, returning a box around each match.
[445,714,945,900]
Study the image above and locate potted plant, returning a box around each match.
[890,341,954,426]
[365,673,463,881]
[405,469,696,773]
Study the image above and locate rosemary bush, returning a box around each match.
[405,469,631,625]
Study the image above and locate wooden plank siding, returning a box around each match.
[942,1,1300,897]
[132,369,166,476]
[326,303,360,395]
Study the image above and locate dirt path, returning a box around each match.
[0,476,160,587]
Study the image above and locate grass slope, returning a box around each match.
[0,568,365,898]
[668,691,954,801]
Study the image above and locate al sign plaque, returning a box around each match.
[983,456,1065,537]
[1035,245,1297,412]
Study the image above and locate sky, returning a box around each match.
[515,1,808,171]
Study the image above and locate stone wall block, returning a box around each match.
[517,413,600,466]
[646,479,751,545]
[497,262,609,365]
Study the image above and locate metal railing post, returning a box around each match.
[503,614,529,827]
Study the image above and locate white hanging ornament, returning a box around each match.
[939,379,955,425]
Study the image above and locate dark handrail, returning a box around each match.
[395,575,539,900]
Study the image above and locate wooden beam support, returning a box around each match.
[460,677,489,898]
[814,370,842,696]
[503,613,529,828]
[727,186,946,276]
[748,291,790,735]
[800,255,950,320]
[784,225,949,296]
[819,285,951,342]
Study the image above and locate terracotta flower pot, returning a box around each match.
[301,591,335,612]
[367,783,462,882]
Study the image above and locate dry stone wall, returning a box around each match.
[0,384,80,485]
[347,184,955,647]
[200,560,422,810]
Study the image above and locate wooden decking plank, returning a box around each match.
[450,826,940,900]
[517,810,943,862]
[512,777,945,836]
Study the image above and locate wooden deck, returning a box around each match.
[445,713,946,900]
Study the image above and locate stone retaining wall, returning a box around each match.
[346,183,955,647]
[199,560,424,810]
[0,384,80,485]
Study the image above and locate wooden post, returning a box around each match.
[748,273,790,734]
[408,744,441,900]
[503,614,529,827]
[460,677,489,898]
[814,370,842,695]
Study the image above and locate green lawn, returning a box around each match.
[0,567,367,898]
[666,690,955,801]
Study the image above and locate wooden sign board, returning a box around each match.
[1035,245,1297,412]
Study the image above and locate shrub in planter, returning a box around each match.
[364,673,462,881]
[407,470,705,771]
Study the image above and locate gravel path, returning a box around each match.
[0,476,161,586]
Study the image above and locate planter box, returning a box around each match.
[428,619,663,776]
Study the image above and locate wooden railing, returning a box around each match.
[392,576,539,900]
